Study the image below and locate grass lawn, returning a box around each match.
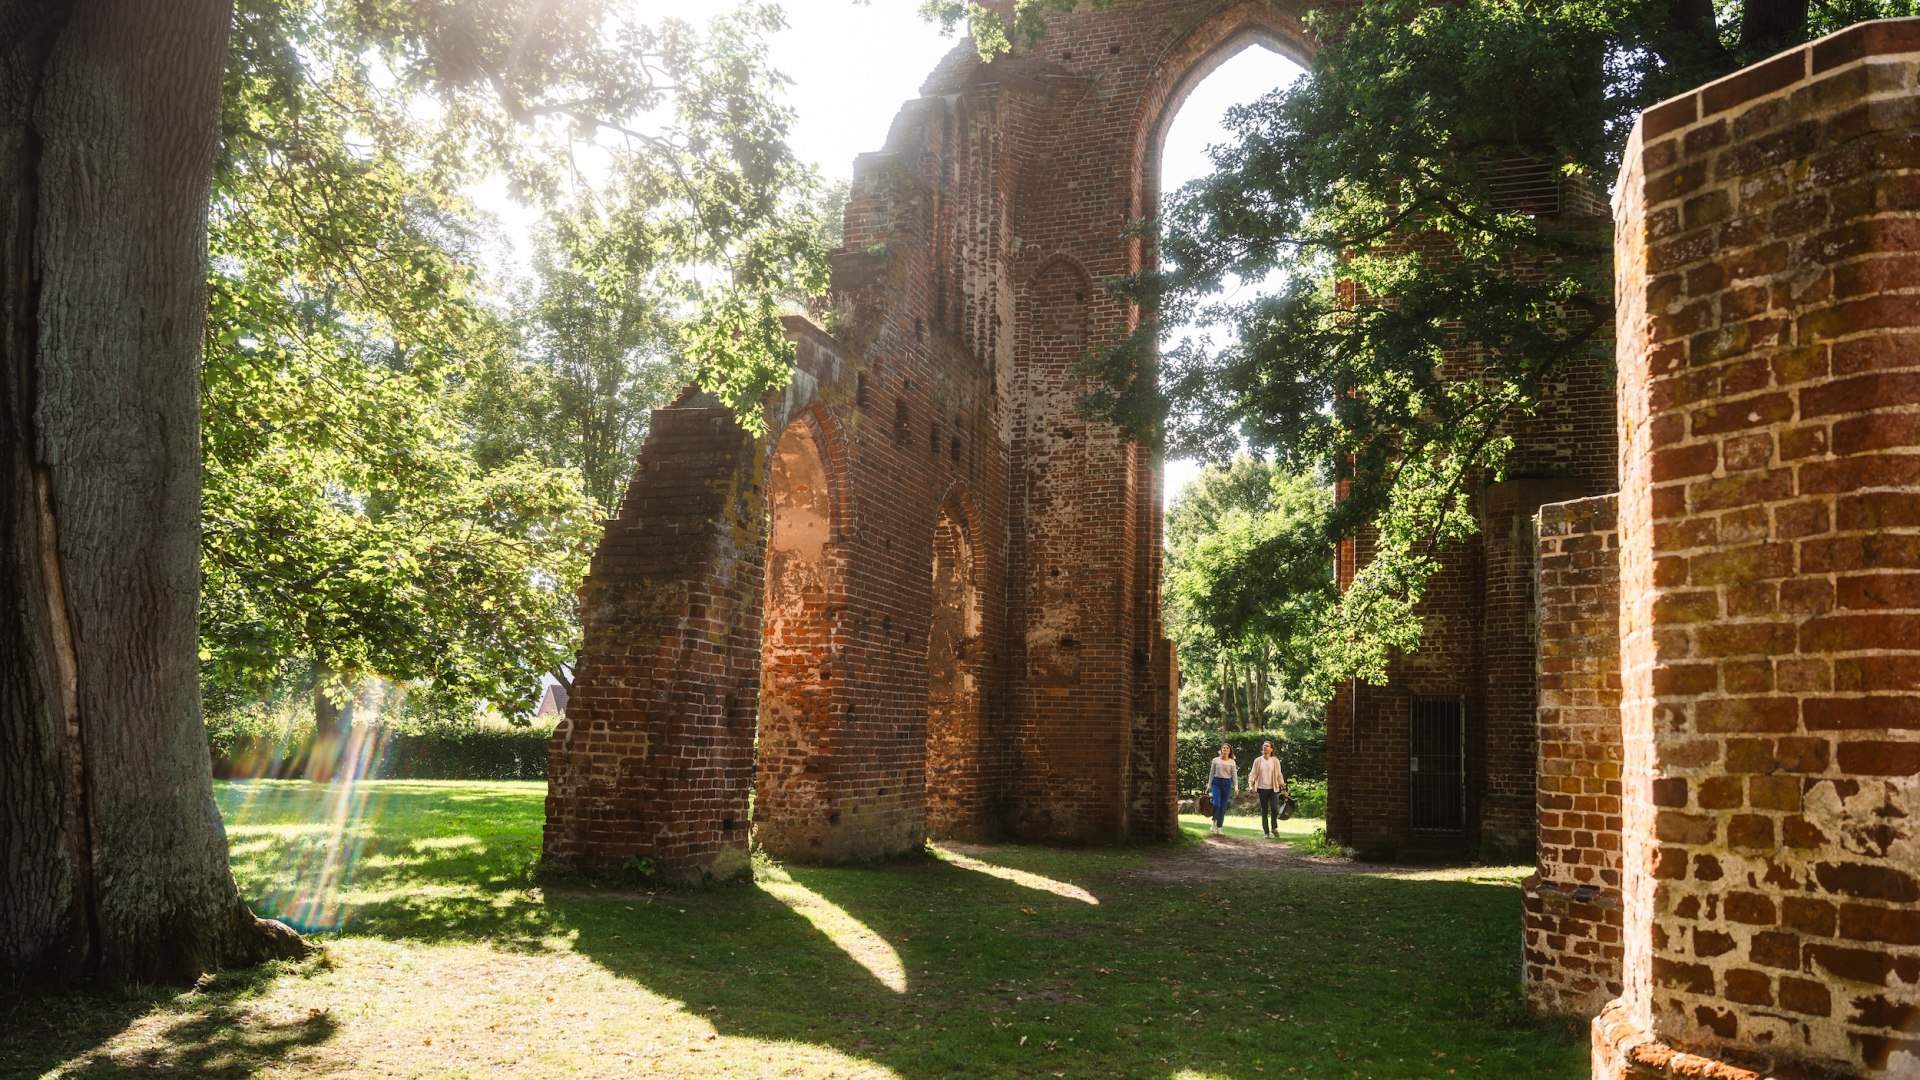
[2,781,1585,1078]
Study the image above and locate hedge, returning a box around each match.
[212,726,551,782]
[214,724,1324,794]
[1178,729,1326,796]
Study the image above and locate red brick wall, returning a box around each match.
[1604,20,1920,1078]
[1525,494,1625,1019]
[542,405,765,880]
[547,0,1616,876]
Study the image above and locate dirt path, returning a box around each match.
[1104,833,1386,883]
[943,834,1529,887]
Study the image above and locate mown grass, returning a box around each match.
[1,781,1585,1078]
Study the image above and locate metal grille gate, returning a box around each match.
[1409,698,1466,833]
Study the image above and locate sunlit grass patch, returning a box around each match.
[1,780,1585,1079]
[1178,809,1325,845]
[931,844,1101,904]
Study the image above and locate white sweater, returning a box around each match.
[1249,756,1285,791]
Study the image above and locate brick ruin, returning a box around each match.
[1524,20,1920,1079]
[542,6,1919,1075]
[545,0,1343,878]
[546,0,1614,879]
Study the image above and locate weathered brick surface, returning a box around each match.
[542,404,766,880]
[1326,261,1615,860]
[1606,19,1920,1079]
[1526,494,1626,1019]
[547,0,1354,877]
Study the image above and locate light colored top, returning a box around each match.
[1249,755,1285,791]
[1210,757,1237,783]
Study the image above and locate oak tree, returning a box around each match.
[2,0,305,987]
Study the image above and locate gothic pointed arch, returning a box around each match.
[1127,1,1317,261]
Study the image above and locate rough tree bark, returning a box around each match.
[1,0,303,987]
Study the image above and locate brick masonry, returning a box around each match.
[1526,494,1626,1020]
[1601,19,1920,1079]
[546,0,1358,878]
[548,0,1617,876]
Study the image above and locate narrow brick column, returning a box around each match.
[1524,494,1624,1019]
[1607,20,1920,1078]
[543,407,765,882]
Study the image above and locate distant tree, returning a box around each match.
[465,225,688,524]
[1164,459,1336,729]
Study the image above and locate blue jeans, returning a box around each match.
[1209,777,1233,827]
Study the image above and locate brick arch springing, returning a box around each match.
[754,412,847,857]
[768,399,856,546]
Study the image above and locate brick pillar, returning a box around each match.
[542,407,764,882]
[1605,20,1920,1077]
[1524,494,1625,1019]
[1484,478,1589,855]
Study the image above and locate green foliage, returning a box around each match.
[1291,825,1354,858]
[1165,457,1336,720]
[1177,730,1325,797]
[203,0,830,723]
[1075,0,1916,682]
[1287,778,1329,819]
[464,225,692,521]
[211,727,553,782]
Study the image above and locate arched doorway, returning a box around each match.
[924,496,983,838]
[755,416,838,856]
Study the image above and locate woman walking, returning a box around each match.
[1207,743,1237,835]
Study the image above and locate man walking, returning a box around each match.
[1249,741,1289,838]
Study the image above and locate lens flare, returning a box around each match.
[224,724,395,934]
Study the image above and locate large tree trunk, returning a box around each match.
[1740,0,1809,56]
[0,0,302,987]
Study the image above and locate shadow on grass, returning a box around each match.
[0,962,334,1080]
[3,782,1584,1079]
[552,850,1585,1078]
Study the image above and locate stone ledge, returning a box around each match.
[1593,1000,1858,1080]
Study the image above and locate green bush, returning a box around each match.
[1178,729,1326,796]
[1288,778,1327,817]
